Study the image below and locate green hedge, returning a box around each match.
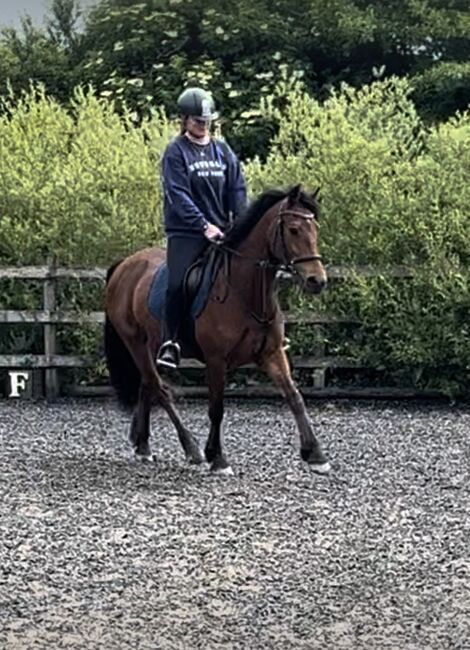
[1,78,470,394]
[250,77,470,393]
[0,86,172,266]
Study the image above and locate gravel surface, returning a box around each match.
[0,397,469,650]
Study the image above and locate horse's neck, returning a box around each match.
[229,209,278,315]
[236,207,276,259]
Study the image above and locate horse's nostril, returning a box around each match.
[306,276,327,292]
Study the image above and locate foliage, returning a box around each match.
[244,77,470,394]
[1,77,470,394]
[0,14,78,104]
[0,85,172,266]
[411,62,470,122]
[1,0,469,158]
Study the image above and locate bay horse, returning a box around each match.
[104,184,330,474]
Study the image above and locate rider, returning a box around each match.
[156,87,247,369]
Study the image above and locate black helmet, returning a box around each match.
[177,87,219,121]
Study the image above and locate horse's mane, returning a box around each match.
[224,186,319,248]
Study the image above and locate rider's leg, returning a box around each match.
[157,235,208,368]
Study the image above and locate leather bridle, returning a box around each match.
[215,199,322,275]
[273,202,322,274]
[209,199,322,326]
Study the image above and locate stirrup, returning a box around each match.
[156,341,181,369]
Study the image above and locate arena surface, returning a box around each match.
[1,397,469,649]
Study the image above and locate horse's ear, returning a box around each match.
[288,184,303,205]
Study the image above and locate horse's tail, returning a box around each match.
[104,260,140,409]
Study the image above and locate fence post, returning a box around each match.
[43,258,59,399]
[312,324,326,389]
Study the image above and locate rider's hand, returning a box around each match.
[204,223,224,241]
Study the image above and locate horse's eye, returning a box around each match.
[288,226,299,236]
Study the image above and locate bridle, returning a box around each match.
[214,199,322,275]
[210,199,323,327]
[273,201,322,274]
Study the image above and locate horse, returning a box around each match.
[104,183,330,475]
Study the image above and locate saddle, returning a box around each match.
[147,244,224,326]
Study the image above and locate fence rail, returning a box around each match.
[0,263,411,399]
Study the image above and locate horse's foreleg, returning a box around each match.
[205,360,231,474]
[259,348,330,474]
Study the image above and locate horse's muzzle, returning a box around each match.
[305,275,328,294]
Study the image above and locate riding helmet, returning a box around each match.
[177,87,219,120]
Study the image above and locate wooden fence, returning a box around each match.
[1,262,430,400]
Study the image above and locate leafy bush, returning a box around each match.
[245,77,470,394]
[0,85,172,266]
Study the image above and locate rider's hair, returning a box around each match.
[179,116,188,135]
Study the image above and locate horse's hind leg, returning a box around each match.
[124,335,155,461]
[121,323,203,464]
[137,341,204,464]
[159,395,205,464]
[129,383,153,461]
[259,347,330,474]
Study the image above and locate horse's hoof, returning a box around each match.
[186,447,206,465]
[187,456,204,466]
[301,447,331,474]
[309,461,331,475]
[211,465,234,477]
[134,451,156,463]
[301,446,328,464]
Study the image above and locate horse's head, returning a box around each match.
[270,184,327,295]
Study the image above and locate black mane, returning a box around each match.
[225,186,319,248]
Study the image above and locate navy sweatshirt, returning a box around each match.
[161,135,247,237]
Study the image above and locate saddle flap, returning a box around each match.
[184,245,222,308]
[184,261,204,300]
